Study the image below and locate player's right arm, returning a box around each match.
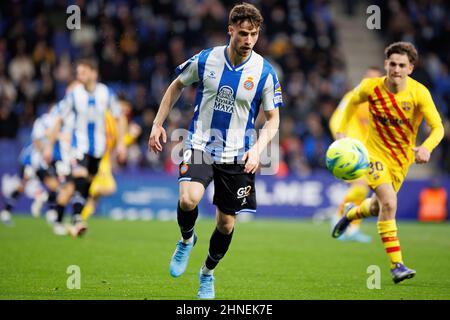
[149,51,202,154]
[31,118,46,155]
[335,79,370,139]
[43,116,63,164]
[43,96,73,163]
[148,77,186,153]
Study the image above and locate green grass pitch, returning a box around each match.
[1,216,449,300]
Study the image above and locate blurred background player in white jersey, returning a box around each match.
[45,81,78,236]
[1,105,67,226]
[29,106,64,222]
[149,2,282,299]
[45,59,127,237]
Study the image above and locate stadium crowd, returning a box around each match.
[0,0,449,175]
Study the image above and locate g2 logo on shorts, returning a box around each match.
[237,186,252,199]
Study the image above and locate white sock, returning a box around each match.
[182,235,194,244]
[201,265,214,276]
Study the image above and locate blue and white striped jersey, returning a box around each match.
[32,111,73,166]
[19,113,54,170]
[30,113,50,169]
[55,83,121,159]
[19,144,41,169]
[176,45,283,163]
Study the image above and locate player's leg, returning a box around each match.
[50,160,73,229]
[332,194,378,238]
[178,181,204,242]
[198,208,236,299]
[375,183,415,283]
[1,166,28,225]
[81,196,96,221]
[82,157,116,220]
[53,180,75,235]
[197,163,256,299]
[33,170,58,218]
[169,180,205,277]
[335,179,372,242]
[81,174,100,221]
[45,176,58,211]
[170,149,213,277]
[71,170,90,232]
[70,155,101,236]
[332,156,388,238]
[1,184,22,224]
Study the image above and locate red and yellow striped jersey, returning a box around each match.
[337,76,444,169]
[103,110,134,162]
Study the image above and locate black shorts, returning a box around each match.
[74,154,101,177]
[178,149,256,215]
[36,162,57,182]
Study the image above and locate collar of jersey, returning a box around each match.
[224,46,252,72]
[382,75,409,95]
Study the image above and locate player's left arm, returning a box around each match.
[414,86,445,164]
[115,115,128,162]
[242,69,282,174]
[243,108,280,174]
[124,122,142,146]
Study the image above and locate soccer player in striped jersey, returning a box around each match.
[45,59,127,237]
[149,3,281,299]
[329,66,382,243]
[332,42,444,283]
[34,107,75,235]
[0,108,68,227]
[29,110,63,220]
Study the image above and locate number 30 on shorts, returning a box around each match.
[368,161,384,175]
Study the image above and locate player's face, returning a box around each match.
[384,53,414,86]
[76,64,98,85]
[229,20,259,58]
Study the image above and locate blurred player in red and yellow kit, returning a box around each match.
[81,96,141,220]
[329,66,382,243]
[332,42,444,283]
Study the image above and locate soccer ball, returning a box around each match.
[325,137,369,181]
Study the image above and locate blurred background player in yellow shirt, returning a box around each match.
[332,42,444,283]
[329,66,382,243]
[81,95,141,220]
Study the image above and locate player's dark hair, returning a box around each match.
[384,42,418,65]
[76,58,98,71]
[229,2,263,28]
